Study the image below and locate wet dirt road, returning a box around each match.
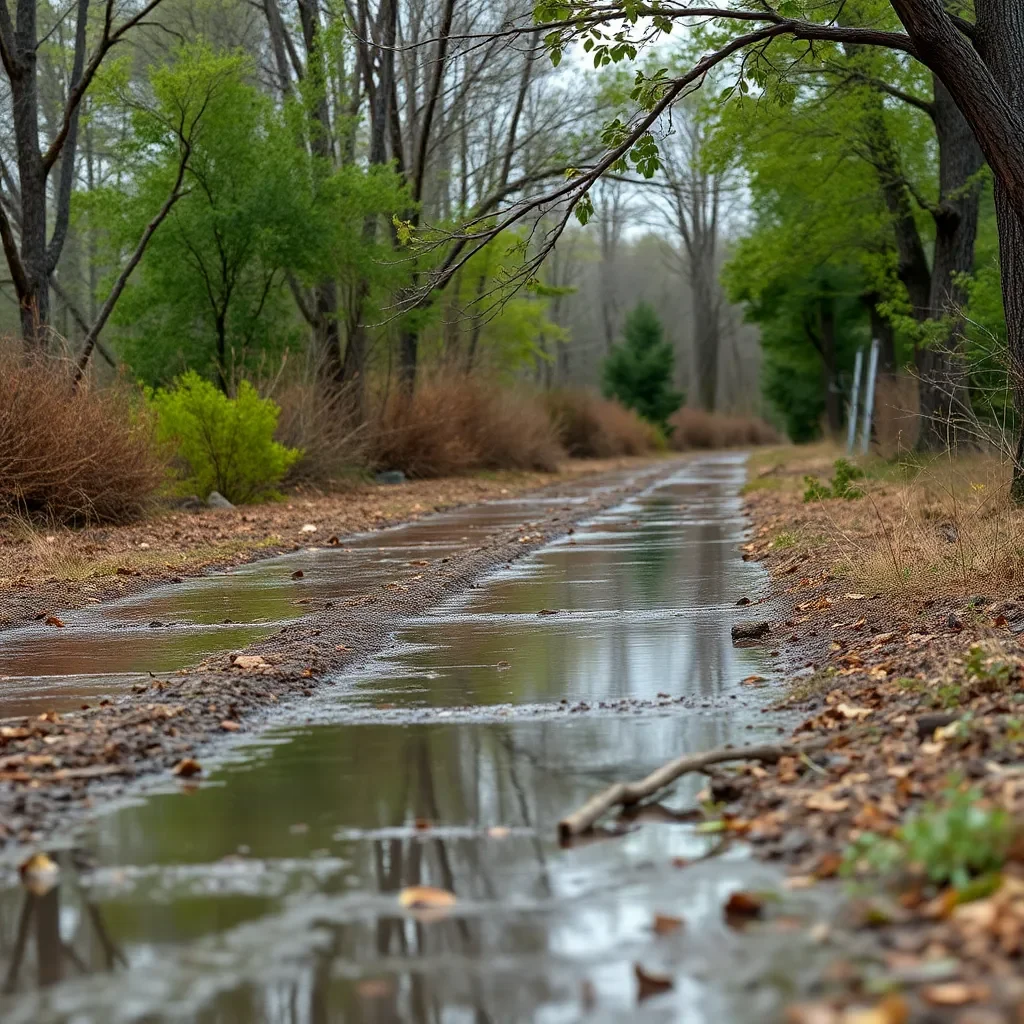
[0,454,829,1022]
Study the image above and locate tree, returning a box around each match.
[459,1,1024,495]
[0,0,169,346]
[602,302,682,429]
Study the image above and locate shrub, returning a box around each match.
[602,303,683,431]
[667,407,780,450]
[150,371,300,503]
[545,389,656,458]
[842,783,1011,892]
[802,458,865,502]
[0,349,164,524]
[369,374,563,478]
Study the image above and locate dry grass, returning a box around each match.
[841,453,1024,600]
[668,407,780,450]
[0,348,165,525]
[369,374,564,478]
[544,389,657,457]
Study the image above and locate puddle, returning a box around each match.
[0,454,829,1022]
[0,466,660,717]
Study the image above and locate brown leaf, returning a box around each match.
[994,614,1009,628]
[220,720,240,732]
[836,703,872,721]
[814,852,843,880]
[291,570,304,579]
[19,851,59,896]
[920,983,986,1007]
[652,913,683,936]
[741,674,767,686]
[398,885,457,921]
[806,792,850,813]
[634,963,674,1002]
[44,615,64,628]
[172,758,202,778]
[232,654,268,670]
[842,994,909,1024]
[724,890,764,921]
[784,1002,838,1024]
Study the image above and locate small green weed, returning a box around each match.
[772,530,799,551]
[965,645,1013,690]
[802,458,865,502]
[842,782,1011,892]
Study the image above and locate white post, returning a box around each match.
[860,337,880,456]
[846,348,864,454]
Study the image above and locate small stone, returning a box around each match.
[731,620,771,641]
[207,491,234,509]
[947,612,964,631]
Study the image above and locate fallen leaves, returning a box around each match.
[172,758,202,778]
[652,913,684,936]
[44,614,65,627]
[398,885,457,921]
[634,964,673,1001]
[231,654,268,671]
[724,890,764,925]
[19,851,59,895]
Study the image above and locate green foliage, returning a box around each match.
[90,42,408,387]
[802,459,865,502]
[150,371,300,503]
[601,303,682,430]
[842,783,1012,892]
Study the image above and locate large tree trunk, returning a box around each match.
[916,78,984,452]
[972,1,1024,499]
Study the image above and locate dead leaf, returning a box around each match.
[741,674,767,685]
[232,654,268,670]
[398,885,457,920]
[220,720,240,732]
[172,758,202,778]
[806,792,850,813]
[785,1002,838,1024]
[634,963,674,1001]
[652,913,684,936]
[19,851,59,896]
[291,570,304,579]
[836,703,872,721]
[842,994,909,1024]
[724,890,764,922]
[920,983,986,1007]
[994,614,1009,628]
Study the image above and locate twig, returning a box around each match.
[558,738,830,840]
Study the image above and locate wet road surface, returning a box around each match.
[0,454,828,1022]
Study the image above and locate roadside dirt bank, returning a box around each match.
[0,458,654,632]
[0,460,674,854]
[716,445,1024,1024]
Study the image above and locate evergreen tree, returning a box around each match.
[601,303,683,430]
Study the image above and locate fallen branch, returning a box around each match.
[558,738,830,840]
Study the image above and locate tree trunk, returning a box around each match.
[864,292,897,372]
[916,78,984,453]
[973,1,1024,499]
[821,297,842,436]
[690,256,720,410]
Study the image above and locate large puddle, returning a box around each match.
[0,455,828,1022]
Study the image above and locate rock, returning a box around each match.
[375,470,406,485]
[735,596,751,606]
[731,620,771,642]
[916,712,959,738]
[946,612,964,631]
[207,491,234,509]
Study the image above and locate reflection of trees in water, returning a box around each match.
[0,859,126,997]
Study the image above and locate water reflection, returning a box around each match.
[0,454,821,1024]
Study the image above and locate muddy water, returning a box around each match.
[0,455,828,1023]
[0,466,656,717]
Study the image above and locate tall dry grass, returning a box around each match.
[668,407,780,450]
[829,453,1024,600]
[544,389,657,457]
[0,349,165,524]
[370,374,564,477]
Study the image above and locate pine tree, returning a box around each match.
[601,303,683,430]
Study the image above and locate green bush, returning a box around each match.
[802,458,865,502]
[841,783,1011,892]
[149,371,300,503]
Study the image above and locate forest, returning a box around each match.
[0,0,1020,519]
